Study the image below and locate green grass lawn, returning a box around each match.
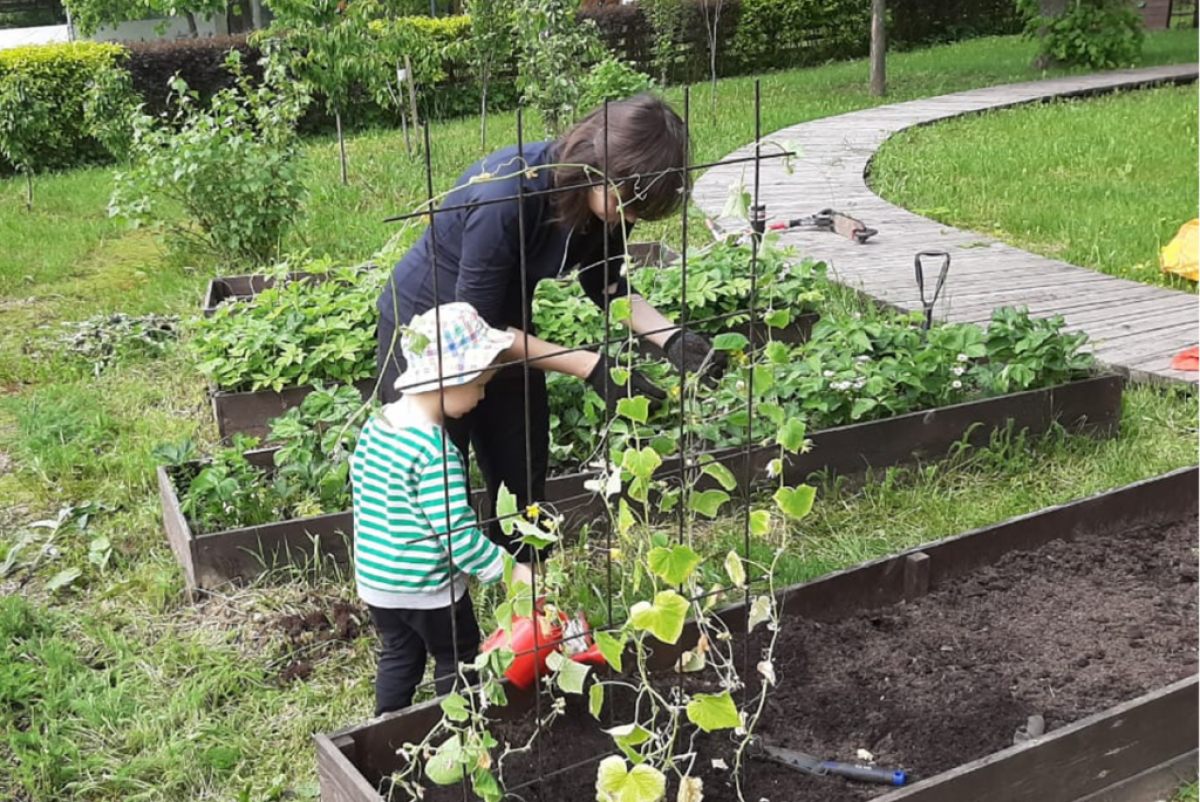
[1,31,1198,802]
[872,83,1200,291]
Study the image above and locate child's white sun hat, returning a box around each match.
[394,302,514,394]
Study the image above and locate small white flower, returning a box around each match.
[757,660,777,685]
[952,366,966,376]
[767,458,782,478]
[952,380,963,389]
[957,353,969,362]
[735,380,746,391]
[823,370,835,378]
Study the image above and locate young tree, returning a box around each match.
[699,0,725,117]
[258,0,367,184]
[0,74,54,210]
[869,0,885,96]
[513,0,603,135]
[641,0,684,87]
[464,0,514,149]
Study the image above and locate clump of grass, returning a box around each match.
[871,84,1199,291]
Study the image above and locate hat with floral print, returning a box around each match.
[394,302,514,394]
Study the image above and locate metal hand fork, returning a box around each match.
[914,250,951,332]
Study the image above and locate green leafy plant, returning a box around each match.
[0,71,54,210]
[189,263,382,393]
[974,306,1095,394]
[639,0,686,86]
[81,59,140,163]
[1016,0,1145,69]
[513,0,605,133]
[110,50,310,265]
[463,0,516,148]
[579,55,655,113]
[156,385,369,534]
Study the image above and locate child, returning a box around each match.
[351,302,526,716]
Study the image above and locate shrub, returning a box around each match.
[1016,0,1145,69]
[0,42,127,173]
[578,55,655,113]
[123,35,264,120]
[110,51,310,266]
[729,0,871,74]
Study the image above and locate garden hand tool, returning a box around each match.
[481,604,606,690]
[766,209,878,244]
[705,208,877,245]
[914,250,951,332]
[749,737,907,786]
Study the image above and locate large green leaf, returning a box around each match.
[440,692,470,722]
[711,332,749,351]
[622,446,662,480]
[546,650,590,694]
[724,550,745,588]
[590,682,605,719]
[688,489,729,519]
[596,755,666,802]
[594,630,626,672]
[701,461,738,491]
[425,735,465,785]
[629,590,689,645]
[774,484,816,520]
[776,417,806,454]
[496,482,518,535]
[617,396,650,424]
[686,692,741,733]
[647,544,702,586]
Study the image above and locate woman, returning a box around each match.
[377,93,724,565]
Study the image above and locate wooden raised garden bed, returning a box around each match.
[211,378,378,442]
[198,244,819,441]
[313,465,1199,802]
[162,374,1122,593]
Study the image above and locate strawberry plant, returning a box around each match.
[189,263,383,394]
[156,385,369,534]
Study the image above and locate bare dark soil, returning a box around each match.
[267,601,367,684]
[417,517,1199,801]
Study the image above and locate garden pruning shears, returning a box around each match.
[749,737,907,786]
[914,250,951,332]
[705,207,877,246]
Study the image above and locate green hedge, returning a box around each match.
[0,42,127,172]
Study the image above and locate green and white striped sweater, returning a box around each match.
[350,403,507,609]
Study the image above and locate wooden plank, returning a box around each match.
[212,377,377,441]
[875,676,1199,802]
[314,733,383,802]
[1074,751,1199,802]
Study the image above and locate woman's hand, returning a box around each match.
[664,328,727,386]
[585,352,667,413]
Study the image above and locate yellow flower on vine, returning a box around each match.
[610,548,624,562]
[669,385,682,399]
[525,504,541,520]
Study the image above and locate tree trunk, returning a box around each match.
[870,0,886,96]
[185,11,199,37]
[24,170,33,211]
[480,71,489,151]
[405,55,420,132]
[335,111,348,185]
[1032,0,1069,69]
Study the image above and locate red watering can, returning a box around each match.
[481,603,607,690]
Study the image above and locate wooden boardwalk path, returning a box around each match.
[692,64,1199,385]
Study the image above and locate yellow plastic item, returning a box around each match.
[1160,219,1199,282]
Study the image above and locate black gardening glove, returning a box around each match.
[664,329,727,387]
[585,352,667,414]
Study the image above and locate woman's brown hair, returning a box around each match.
[551,93,689,231]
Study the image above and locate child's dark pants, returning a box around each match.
[368,595,482,716]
